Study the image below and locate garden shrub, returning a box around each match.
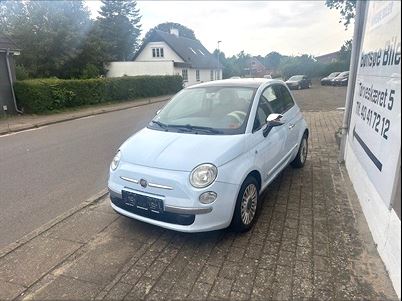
[14,75,183,113]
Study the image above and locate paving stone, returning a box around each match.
[232,272,254,294]
[293,276,314,299]
[45,209,117,243]
[198,264,220,285]
[219,261,239,280]
[254,268,275,289]
[143,260,169,280]
[258,253,277,270]
[314,255,330,272]
[125,276,156,300]
[0,280,25,300]
[105,217,162,243]
[209,277,233,299]
[278,250,296,267]
[0,236,81,287]
[63,235,142,286]
[29,275,102,300]
[120,265,147,285]
[296,245,313,262]
[188,282,212,300]
[103,282,132,300]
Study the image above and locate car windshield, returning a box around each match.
[148,86,256,135]
[289,75,303,81]
[336,71,349,78]
[329,72,340,78]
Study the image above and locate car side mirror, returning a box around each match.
[263,113,284,137]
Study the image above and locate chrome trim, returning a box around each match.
[148,183,173,190]
[164,205,212,215]
[120,176,138,184]
[120,176,173,191]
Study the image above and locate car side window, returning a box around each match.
[275,85,295,113]
[253,87,274,131]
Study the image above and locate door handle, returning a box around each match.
[288,123,295,129]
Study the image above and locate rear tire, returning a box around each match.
[291,133,308,168]
[231,176,260,232]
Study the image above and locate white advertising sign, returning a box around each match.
[349,1,401,206]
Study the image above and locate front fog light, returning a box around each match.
[199,191,217,204]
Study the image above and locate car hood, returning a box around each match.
[119,127,246,171]
[286,80,299,84]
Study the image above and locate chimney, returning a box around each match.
[170,28,179,37]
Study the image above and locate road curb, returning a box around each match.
[0,96,171,136]
[0,188,108,259]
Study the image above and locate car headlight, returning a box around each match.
[111,150,121,171]
[190,163,217,188]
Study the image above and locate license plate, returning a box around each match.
[122,190,164,213]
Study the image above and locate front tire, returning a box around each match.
[291,133,308,168]
[231,176,260,232]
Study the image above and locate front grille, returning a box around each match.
[111,196,195,226]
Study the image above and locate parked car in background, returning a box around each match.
[320,72,341,85]
[331,71,349,86]
[285,75,311,90]
[108,78,309,233]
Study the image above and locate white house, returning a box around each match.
[107,29,223,87]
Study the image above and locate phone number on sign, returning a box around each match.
[355,101,390,140]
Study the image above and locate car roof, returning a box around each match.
[187,78,284,89]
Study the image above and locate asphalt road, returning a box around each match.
[0,84,346,249]
[0,102,165,249]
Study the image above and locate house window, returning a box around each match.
[152,47,164,58]
[210,70,214,81]
[196,70,200,81]
[182,69,188,82]
[215,70,220,80]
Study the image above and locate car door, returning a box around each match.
[272,84,303,163]
[248,85,289,184]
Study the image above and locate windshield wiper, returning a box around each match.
[168,124,222,134]
[151,120,169,130]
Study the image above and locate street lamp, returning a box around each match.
[217,40,222,80]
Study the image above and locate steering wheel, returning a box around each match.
[226,111,247,128]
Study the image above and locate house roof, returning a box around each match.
[0,34,20,51]
[133,30,222,69]
[315,51,339,60]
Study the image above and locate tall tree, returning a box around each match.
[325,0,356,29]
[143,22,196,40]
[1,1,92,78]
[97,0,141,61]
[264,52,282,71]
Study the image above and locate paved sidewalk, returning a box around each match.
[0,95,171,135]
[0,111,398,300]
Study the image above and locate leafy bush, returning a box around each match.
[14,75,183,113]
[15,65,30,80]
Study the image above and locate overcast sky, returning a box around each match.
[85,1,353,57]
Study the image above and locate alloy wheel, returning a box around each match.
[240,184,258,225]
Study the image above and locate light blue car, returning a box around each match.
[108,79,309,232]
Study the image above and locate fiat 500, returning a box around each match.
[108,79,309,232]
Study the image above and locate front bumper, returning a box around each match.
[108,162,240,232]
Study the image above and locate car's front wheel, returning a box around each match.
[291,133,308,168]
[231,176,260,232]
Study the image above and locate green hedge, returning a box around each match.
[14,75,183,113]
